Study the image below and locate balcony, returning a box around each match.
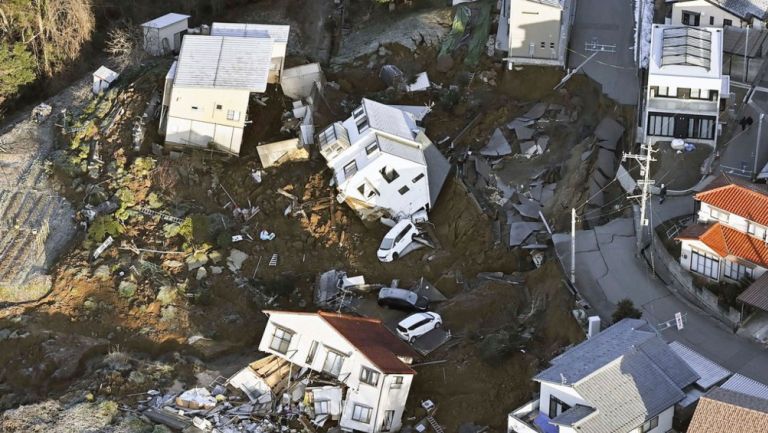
[646,97,719,115]
[508,400,542,433]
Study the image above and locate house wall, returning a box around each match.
[537,382,589,418]
[258,312,414,433]
[164,86,251,154]
[507,0,563,61]
[671,1,747,27]
[679,238,768,281]
[268,42,287,84]
[143,19,189,56]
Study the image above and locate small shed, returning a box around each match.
[141,13,190,56]
[92,66,119,94]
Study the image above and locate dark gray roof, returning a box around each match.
[423,141,450,207]
[738,272,768,311]
[549,405,595,426]
[706,0,768,20]
[573,351,688,433]
[723,26,768,57]
[706,386,768,412]
[534,318,656,384]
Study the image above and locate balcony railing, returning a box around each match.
[646,97,719,114]
[508,399,540,433]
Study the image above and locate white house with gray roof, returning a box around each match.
[316,99,450,222]
[669,0,768,28]
[508,318,700,433]
[160,28,288,155]
[496,0,575,68]
[210,23,290,84]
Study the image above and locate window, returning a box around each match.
[540,41,546,48]
[652,86,673,97]
[709,16,714,25]
[689,88,711,100]
[391,376,404,388]
[216,104,223,110]
[380,166,400,183]
[412,173,425,183]
[747,222,767,240]
[269,327,293,354]
[682,11,700,26]
[315,400,330,415]
[226,110,240,121]
[381,410,395,432]
[358,181,379,199]
[710,207,729,223]
[549,42,555,49]
[351,404,373,423]
[360,366,380,386]
[691,249,720,280]
[548,395,571,419]
[687,117,715,139]
[724,19,733,26]
[724,260,753,281]
[306,340,318,364]
[647,113,675,137]
[398,185,410,195]
[343,160,358,179]
[353,106,369,133]
[191,106,199,110]
[322,350,346,377]
[366,142,379,155]
[641,416,659,433]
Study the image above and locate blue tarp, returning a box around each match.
[533,413,559,433]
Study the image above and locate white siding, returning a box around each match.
[537,382,589,417]
[143,19,189,56]
[670,0,747,27]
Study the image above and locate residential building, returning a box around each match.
[496,0,575,68]
[508,318,699,433]
[210,22,290,84]
[160,32,286,155]
[258,310,417,433]
[316,99,450,222]
[669,0,768,28]
[686,387,768,432]
[141,13,190,56]
[676,175,768,283]
[644,25,729,146]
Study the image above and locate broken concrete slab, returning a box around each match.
[514,125,535,140]
[519,140,537,157]
[227,249,248,272]
[536,135,550,153]
[480,128,512,156]
[406,72,430,92]
[512,197,542,219]
[280,63,325,100]
[506,117,534,130]
[541,183,556,205]
[474,156,492,182]
[509,222,545,246]
[594,117,625,143]
[581,148,594,161]
[596,148,617,179]
[256,138,309,169]
[529,183,544,202]
[523,102,548,120]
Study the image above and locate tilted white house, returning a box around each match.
[669,0,768,28]
[210,22,290,84]
[258,310,417,433]
[508,318,700,433]
[317,99,450,222]
[676,175,768,282]
[141,13,190,56]
[496,0,575,68]
[644,25,729,146]
[160,32,286,155]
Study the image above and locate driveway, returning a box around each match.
[717,95,768,179]
[567,0,639,105]
[553,217,768,384]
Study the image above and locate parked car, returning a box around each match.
[377,220,419,262]
[396,312,442,342]
[377,287,429,311]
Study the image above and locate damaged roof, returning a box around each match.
[318,311,418,374]
[424,141,451,206]
[362,98,420,141]
[174,35,273,91]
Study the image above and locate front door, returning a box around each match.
[674,114,689,138]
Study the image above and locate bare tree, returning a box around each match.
[105,21,144,68]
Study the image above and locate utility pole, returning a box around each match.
[571,208,576,285]
[623,142,657,251]
[745,25,750,83]
[754,113,764,181]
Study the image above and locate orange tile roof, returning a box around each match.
[695,175,768,227]
[677,223,768,268]
[687,387,768,433]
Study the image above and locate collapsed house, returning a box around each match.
[257,310,417,433]
[316,99,450,222]
[159,24,289,155]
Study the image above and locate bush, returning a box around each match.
[0,43,36,99]
[87,215,124,243]
[612,298,642,323]
[177,214,211,246]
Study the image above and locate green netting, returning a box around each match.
[439,0,492,67]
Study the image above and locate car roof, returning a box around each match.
[399,312,433,327]
[379,287,417,303]
[384,219,414,238]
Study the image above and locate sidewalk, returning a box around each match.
[553,218,768,384]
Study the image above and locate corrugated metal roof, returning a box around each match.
[173,35,273,91]
[141,13,190,29]
[687,387,768,433]
[211,22,290,43]
[722,373,768,399]
[722,26,768,57]
[668,341,732,389]
[738,272,768,311]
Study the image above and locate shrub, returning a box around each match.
[612,298,642,323]
[87,215,124,243]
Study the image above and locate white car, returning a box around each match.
[396,312,442,342]
[377,220,419,262]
